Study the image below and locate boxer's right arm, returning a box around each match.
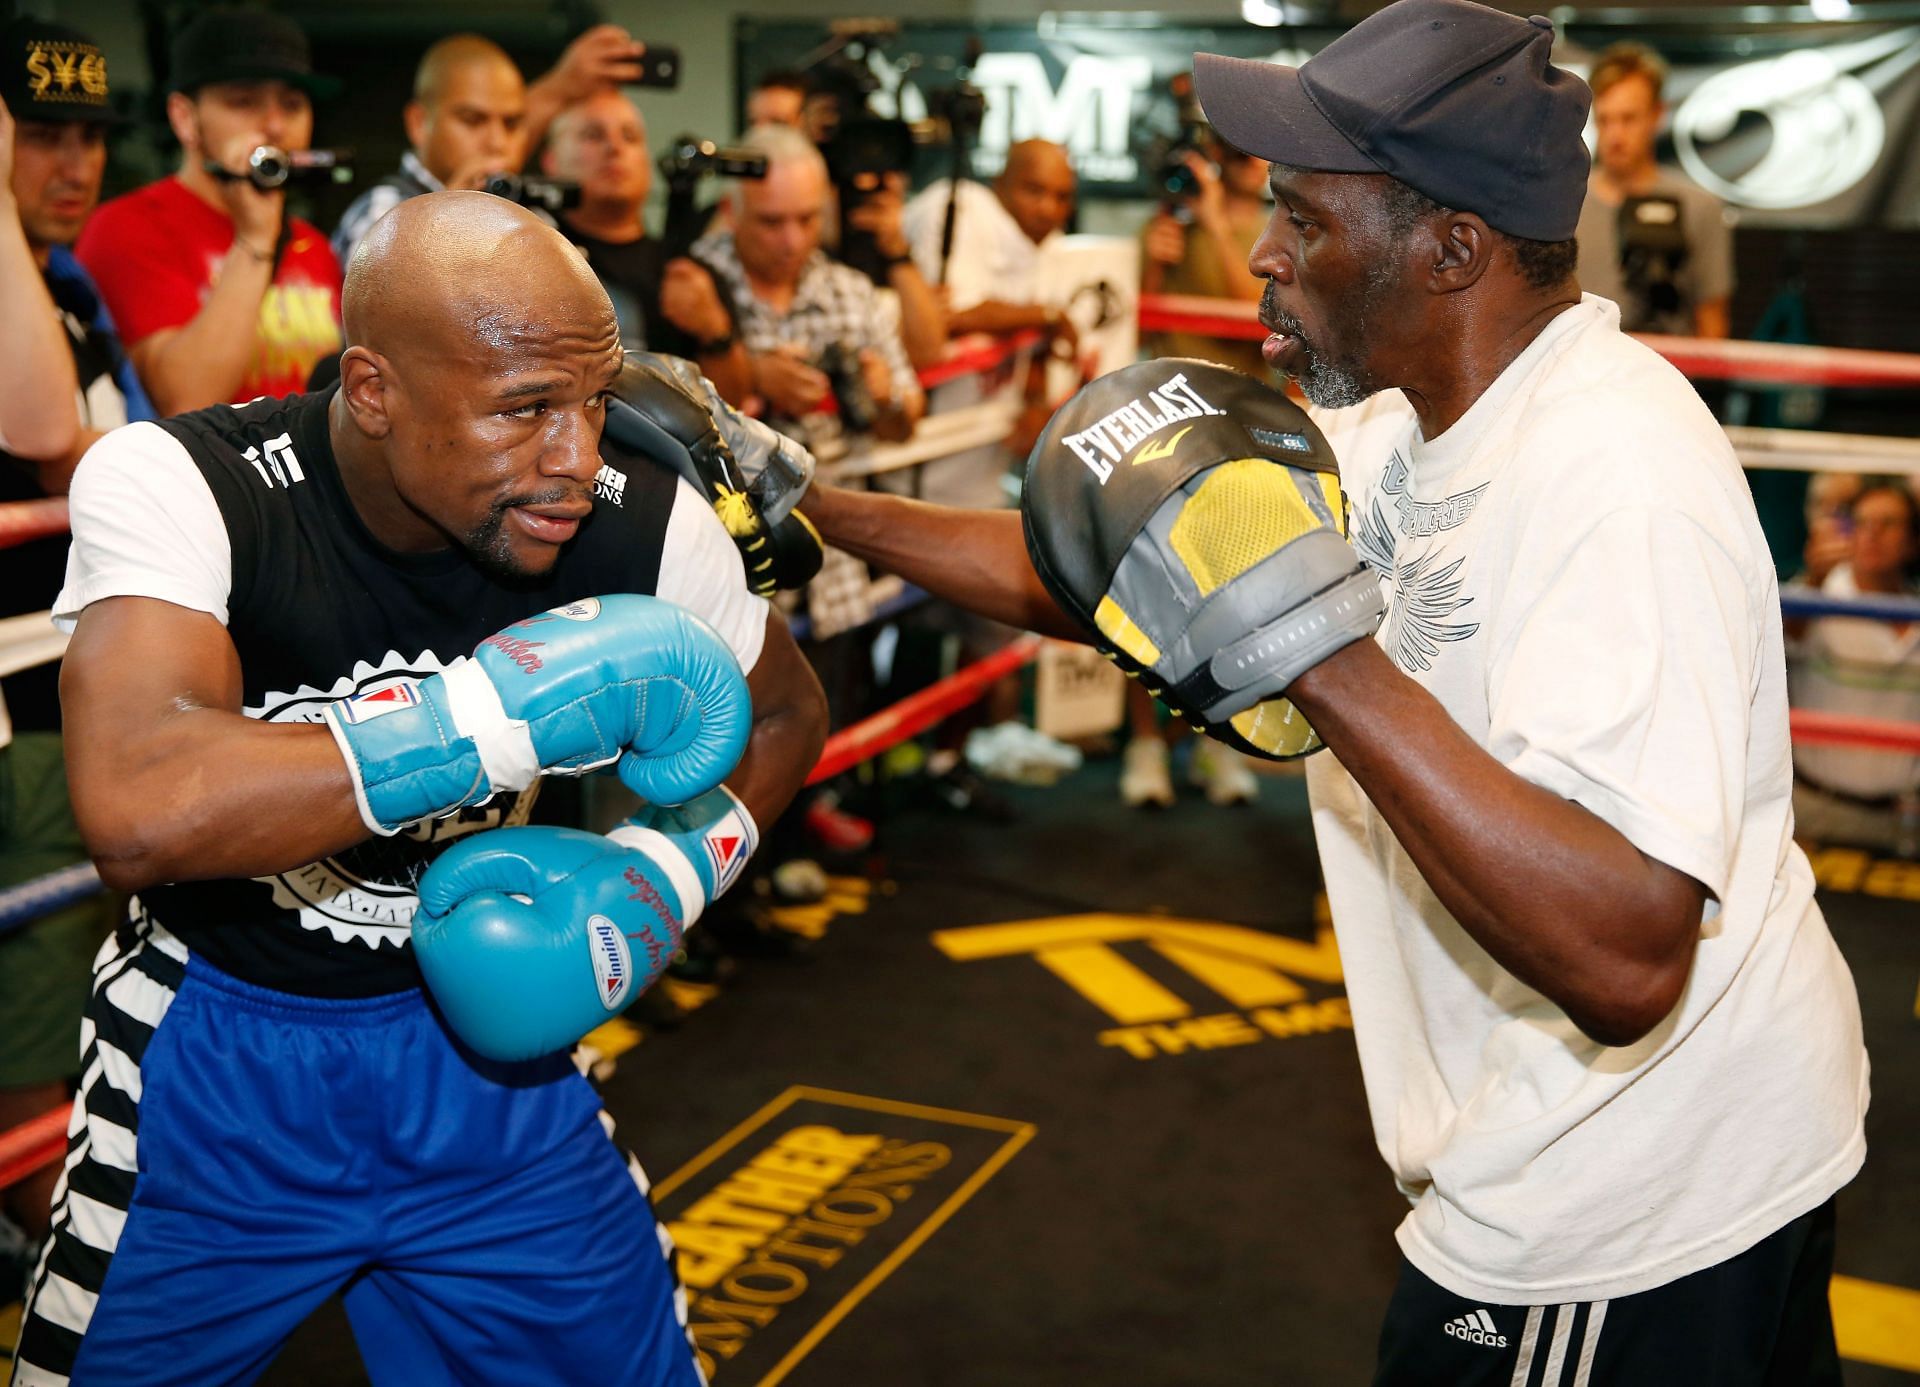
[61,595,371,892]
[798,483,1083,641]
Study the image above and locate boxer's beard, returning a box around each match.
[463,484,584,584]
[1260,256,1400,410]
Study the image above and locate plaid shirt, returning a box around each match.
[691,230,922,455]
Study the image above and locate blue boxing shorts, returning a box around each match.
[11,913,703,1387]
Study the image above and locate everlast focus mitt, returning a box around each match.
[1023,360,1384,759]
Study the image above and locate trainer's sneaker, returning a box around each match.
[1191,740,1258,807]
[1120,737,1176,808]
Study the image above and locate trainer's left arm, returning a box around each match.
[1286,507,1729,1050]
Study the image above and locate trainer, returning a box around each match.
[15,192,826,1385]
[791,2,1868,1381]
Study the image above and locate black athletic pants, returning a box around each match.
[1373,1198,1841,1386]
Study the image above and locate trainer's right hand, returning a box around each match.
[323,594,750,835]
[414,825,695,1062]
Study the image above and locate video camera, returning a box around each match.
[658,136,769,261]
[1152,72,1214,219]
[483,173,582,216]
[204,144,353,192]
[792,23,988,287]
[1617,195,1689,322]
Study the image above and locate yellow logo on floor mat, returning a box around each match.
[931,907,1350,1059]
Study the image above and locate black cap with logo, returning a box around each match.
[0,18,117,124]
[169,7,339,99]
[1192,0,1590,242]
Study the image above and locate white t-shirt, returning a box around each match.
[1307,295,1868,1305]
[1788,562,1920,799]
[903,179,1055,314]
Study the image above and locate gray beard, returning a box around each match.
[1270,257,1401,411]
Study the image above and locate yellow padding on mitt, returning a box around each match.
[1094,595,1161,666]
[1230,698,1322,758]
[1169,458,1321,597]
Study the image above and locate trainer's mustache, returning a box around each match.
[1258,283,1307,341]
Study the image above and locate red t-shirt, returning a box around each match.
[76,176,342,405]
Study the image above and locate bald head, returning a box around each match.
[344,191,613,364]
[414,34,520,108]
[406,35,528,187]
[331,190,624,581]
[995,140,1075,245]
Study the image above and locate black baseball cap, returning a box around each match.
[1193,0,1590,242]
[0,18,118,124]
[169,8,339,99]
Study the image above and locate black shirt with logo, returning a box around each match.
[131,390,684,996]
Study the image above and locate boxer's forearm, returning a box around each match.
[799,484,1081,640]
[61,598,372,889]
[1288,638,1703,1047]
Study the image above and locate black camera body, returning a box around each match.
[1152,71,1214,221]
[823,117,917,286]
[1618,195,1690,320]
[816,341,879,435]
[483,174,582,215]
[658,136,769,261]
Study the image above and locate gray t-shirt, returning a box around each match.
[1575,169,1733,335]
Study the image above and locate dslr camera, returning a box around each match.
[483,173,582,216]
[816,341,879,435]
[658,136,769,259]
[1152,72,1214,219]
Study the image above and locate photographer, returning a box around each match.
[1575,42,1732,338]
[903,139,1076,350]
[1140,138,1269,378]
[540,88,751,403]
[692,123,922,448]
[75,8,342,413]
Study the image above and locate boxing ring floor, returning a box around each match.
[254,757,1920,1386]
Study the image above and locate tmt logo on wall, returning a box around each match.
[969,53,1153,182]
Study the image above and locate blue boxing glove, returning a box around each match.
[414,825,701,1062]
[322,594,749,834]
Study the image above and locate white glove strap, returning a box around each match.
[606,825,709,930]
[439,659,541,792]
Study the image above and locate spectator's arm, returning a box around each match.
[1693,298,1730,341]
[946,300,1054,337]
[849,187,947,368]
[0,95,81,466]
[1185,154,1265,305]
[522,25,647,153]
[125,239,279,415]
[1691,197,1734,341]
[860,285,924,443]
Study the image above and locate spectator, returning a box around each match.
[331,36,526,265]
[1140,139,1269,375]
[1789,478,1920,852]
[1127,134,1269,808]
[692,123,922,450]
[833,165,947,369]
[1575,42,1733,338]
[75,8,341,413]
[745,70,808,130]
[0,17,150,1257]
[541,86,751,402]
[332,26,655,267]
[903,138,1077,351]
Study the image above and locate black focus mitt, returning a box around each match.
[1022,359,1384,759]
[602,353,822,597]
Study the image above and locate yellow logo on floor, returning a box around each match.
[931,907,1349,1059]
